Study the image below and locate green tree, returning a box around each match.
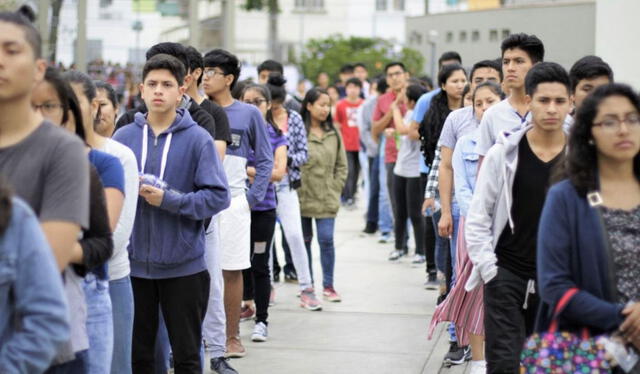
[244,0,279,60]
[300,35,425,85]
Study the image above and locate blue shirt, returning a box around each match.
[89,149,125,194]
[451,130,479,217]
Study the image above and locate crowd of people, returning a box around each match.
[0,5,639,374]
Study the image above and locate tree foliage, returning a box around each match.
[299,35,425,84]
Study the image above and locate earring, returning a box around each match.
[588,139,595,145]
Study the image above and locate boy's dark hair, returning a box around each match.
[501,33,545,63]
[438,51,462,67]
[345,77,362,89]
[384,61,405,73]
[142,54,186,86]
[185,46,204,86]
[376,75,388,94]
[203,49,241,90]
[0,11,42,58]
[257,59,283,75]
[146,42,189,72]
[524,62,570,96]
[470,59,503,81]
[569,55,614,93]
[406,83,427,103]
[340,64,355,74]
[354,62,367,70]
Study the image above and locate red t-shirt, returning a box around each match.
[373,91,407,164]
[335,98,363,152]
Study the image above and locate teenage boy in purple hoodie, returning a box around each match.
[113,53,230,373]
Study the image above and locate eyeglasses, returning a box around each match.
[203,69,226,78]
[244,98,268,107]
[33,102,63,114]
[594,113,640,132]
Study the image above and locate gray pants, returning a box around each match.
[202,215,226,358]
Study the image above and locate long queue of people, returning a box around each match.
[0,7,639,374]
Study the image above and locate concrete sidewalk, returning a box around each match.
[213,203,471,374]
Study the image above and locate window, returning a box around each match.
[472,30,480,42]
[459,31,467,42]
[502,29,511,39]
[489,29,498,42]
[446,31,453,43]
[393,0,405,11]
[376,0,387,11]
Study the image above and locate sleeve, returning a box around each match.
[464,146,503,290]
[245,112,274,207]
[192,106,216,140]
[372,96,384,121]
[110,148,138,256]
[160,138,230,220]
[537,186,625,332]
[332,132,348,192]
[475,111,495,156]
[334,101,344,127]
[0,203,70,373]
[358,101,377,157]
[211,103,232,144]
[77,167,114,273]
[100,155,125,194]
[452,140,473,217]
[287,112,308,168]
[438,111,458,150]
[424,145,442,199]
[412,94,431,123]
[40,137,90,229]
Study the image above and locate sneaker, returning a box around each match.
[210,357,239,374]
[323,287,342,302]
[443,342,470,366]
[251,322,268,342]
[411,254,426,264]
[469,360,487,374]
[239,304,255,322]
[362,222,377,234]
[269,287,276,306]
[300,288,322,311]
[284,269,298,283]
[273,271,280,283]
[378,232,392,243]
[224,337,246,358]
[424,272,438,290]
[388,249,405,261]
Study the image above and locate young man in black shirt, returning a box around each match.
[465,62,572,373]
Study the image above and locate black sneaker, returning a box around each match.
[362,222,377,234]
[424,272,438,290]
[273,271,280,283]
[211,356,239,374]
[443,342,471,366]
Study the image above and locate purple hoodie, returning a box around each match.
[113,109,230,279]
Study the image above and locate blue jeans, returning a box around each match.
[377,138,393,234]
[45,350,89,374]
[83,275,113,374]
[301,217,336,289]
[450,201,460,285]
[109,276,133,374]
[432,209,448,274]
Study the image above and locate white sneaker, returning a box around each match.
[469,360,486,374]
[251,322,268,342]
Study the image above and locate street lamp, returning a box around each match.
[428,30,438,80]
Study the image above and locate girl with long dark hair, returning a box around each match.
[537,84,640,362]
[298,88,348,302]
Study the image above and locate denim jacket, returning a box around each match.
[451,130,480,218]
[0,198,70,373]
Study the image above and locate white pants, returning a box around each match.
[274,186,313,290]
[202,215,226,357]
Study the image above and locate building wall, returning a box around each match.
[595,0,640,89]
[406,1,595,74]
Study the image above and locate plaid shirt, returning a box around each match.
[285,110,308,188]
[424,144,442,199]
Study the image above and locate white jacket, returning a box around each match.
[464,124,532,291]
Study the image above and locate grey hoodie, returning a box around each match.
[464,124,533,291]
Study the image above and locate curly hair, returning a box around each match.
[560,83,640,196]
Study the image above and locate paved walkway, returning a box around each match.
[208,202,472,374]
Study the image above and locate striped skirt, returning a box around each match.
[427,216,484,346]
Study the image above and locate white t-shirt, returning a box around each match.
[101,138,138,280]
[393,110,421,178]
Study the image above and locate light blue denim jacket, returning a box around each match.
[451,129,479,218]
[0,198,70,373]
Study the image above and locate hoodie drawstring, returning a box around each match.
[141,124,173,181]
[523,279,536,310]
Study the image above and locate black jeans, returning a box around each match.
[243,209,276,324]
[366,155,380,227]
[420,173,436,275]
[342,151,360,201]
[484,266,539,374]
[392,174,425,255]
[131,270,210,374]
